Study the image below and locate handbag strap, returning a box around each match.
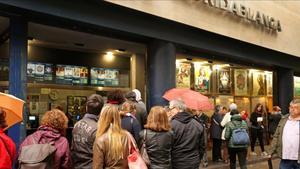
[143,129,147,148]
[127,132,138,153]
[0,135,13,165]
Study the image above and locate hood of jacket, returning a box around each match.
[230,114,242,122]
[34,125,62,143]
[172,112,194,124]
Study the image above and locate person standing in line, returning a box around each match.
[225,109,249,169]
[120,100,141,142]
[250,103,267,156]
[93,105,133,169]
[71,94,104,169]
[0,109,16,169]
[268,99,300,169]
[125,91,148,129]
[169,99,205,169]
[189,109,209,168]
[138,106,173,169]
[132,89,147,113]
[211,105,224,162]
[19,109,72,169]
[268,106,282,139]
[106,89,126,106]
[221,103,237,163]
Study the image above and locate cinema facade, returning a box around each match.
[0,0,300,146]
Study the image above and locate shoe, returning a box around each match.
[250,152,257,156]
[203,162,208,168]
[261,151,268,156]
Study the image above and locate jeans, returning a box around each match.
[279,159,300,169]
[228,148,247,169]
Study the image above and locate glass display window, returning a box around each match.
[176,61,191,88]
[234,69,248,96]
[294,76,300,97]
[194,63,211,94]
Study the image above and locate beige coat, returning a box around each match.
[93,132,130,169]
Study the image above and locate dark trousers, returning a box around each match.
[250,128,264,152]
[212,138,222,161]
[228,148,247,169]
[280,159,300,169]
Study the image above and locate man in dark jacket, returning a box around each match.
[169,99,206,169]
[71,94,104,169]
[125,91,147,129]
[211,105,224,162]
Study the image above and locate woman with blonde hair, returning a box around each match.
[93,104,134,169]
[139,106,173,169]
[18,109,72,169]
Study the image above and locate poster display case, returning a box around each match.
[218,68,231,94]
[215,95,234,109]
[234,97,250,113]
[56,64,88,85]
[294,76,300,97]
[90,68,119,86]
[194,64,211,94]
[27,62,54,82]
[176,62,191,88]
[252,71,266,96]
[234,69,248,96]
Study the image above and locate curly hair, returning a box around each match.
[40,109,68,132]
[107,89,125,105]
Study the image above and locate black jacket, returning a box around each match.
[250,111,265,130]
[171,112,205,169]
[71,114,98,169]
[268,113,282,135]
[210,112,223,139]
[139,129,173,169]
[121,114,141,142]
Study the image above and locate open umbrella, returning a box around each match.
[0,92,25,130]
[163,88,213,111]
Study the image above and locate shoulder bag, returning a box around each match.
[127,132,148,169]
[140,130,150,166]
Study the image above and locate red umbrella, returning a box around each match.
[163,88,213,111]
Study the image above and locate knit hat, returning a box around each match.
[229,103,237,111]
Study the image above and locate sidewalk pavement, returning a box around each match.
[204,145,279,169]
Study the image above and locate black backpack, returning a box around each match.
[18,138,56,169]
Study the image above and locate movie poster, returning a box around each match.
[215,95,234,109]
[194,65,211,94]
[176,62,191,88]
[266,72,273,96]
[234,69,248,96]
[251,97,266,112]
[252,72,265,96]
[67,96,87,117]
[218,68,231,94]
[234,97,250,113]
[294,76,300,97]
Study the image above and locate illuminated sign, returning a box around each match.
[202,0,282,32]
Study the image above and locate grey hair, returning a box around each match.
[169,99,186,112]
[290,99,300,105]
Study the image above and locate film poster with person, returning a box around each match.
[176,62,191,88]
[218,68,231,94]
[194,65,211,94]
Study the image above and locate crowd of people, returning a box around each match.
[0,89,299,169]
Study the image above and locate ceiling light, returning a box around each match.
[104,52,115,62]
